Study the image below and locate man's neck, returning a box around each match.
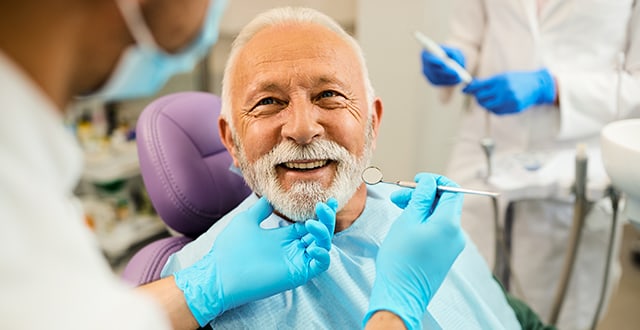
[334,184,368,232]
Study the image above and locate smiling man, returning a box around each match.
[219,9,380,231]
[162,7,521,329]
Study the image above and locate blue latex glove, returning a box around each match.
[462,68,556,115]
[174,197,337,326]
[420,46,466,86]
[363,173,466,330]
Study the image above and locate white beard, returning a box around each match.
[234,124,374,221]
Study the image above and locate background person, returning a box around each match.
[420,1,640,329]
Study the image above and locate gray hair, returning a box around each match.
[219,6,375,123]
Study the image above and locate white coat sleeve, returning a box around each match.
[0,173,171,330]
[447,0,486,75]
[436,0,486,104]
[556,2,640,140]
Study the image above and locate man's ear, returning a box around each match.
[219,117,240,167]
[370,97,383,150]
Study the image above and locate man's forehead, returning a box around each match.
[242,73,349,94]
[239,23,351,60]
[232,24,361,90]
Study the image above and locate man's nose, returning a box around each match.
[281,104,324,145]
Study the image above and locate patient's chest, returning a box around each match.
[204,186,520,329]
[212,233,382,329]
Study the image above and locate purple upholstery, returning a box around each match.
[122,91,251,285]
[121,236,192,286]
[136,91,251,238]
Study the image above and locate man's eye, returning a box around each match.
[248,97,287,117]
[319,90,337,98]
[258,97,276,106]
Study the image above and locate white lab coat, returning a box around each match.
[440,1,640,329]
[0,52,170,329]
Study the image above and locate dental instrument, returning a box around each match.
[549,144,590,326]
[481,113,495,181]
[590,186,621,330]
[362,166,500,198]
[413,31,473,84]
[480,137,495,179]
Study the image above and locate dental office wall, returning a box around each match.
[358,0,463,180]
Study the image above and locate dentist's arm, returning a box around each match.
[138,276,200,330]
[139,197,337,330]
[363,173,466,330]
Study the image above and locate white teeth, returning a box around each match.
[284,160,328,170]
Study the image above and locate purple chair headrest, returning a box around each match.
[121,236,192,285]
[136,91,251,237]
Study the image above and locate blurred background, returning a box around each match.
[65,1,639,328]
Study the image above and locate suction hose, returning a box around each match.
[589,186,621,330]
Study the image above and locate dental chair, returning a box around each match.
[121,91,251,286]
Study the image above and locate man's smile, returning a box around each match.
[280,159,332,171]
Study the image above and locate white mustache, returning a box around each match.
[266,139,350,166]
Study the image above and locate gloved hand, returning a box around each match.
[420,46,466,86]
[462,68,556,115]
[363,173,466,330]
[174,197,337,326]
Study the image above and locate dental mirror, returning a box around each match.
[362,166,387,186]
[362,166,500,198]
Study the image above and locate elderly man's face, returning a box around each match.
[221,23,382,221]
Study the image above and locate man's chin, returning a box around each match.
[271,209,311,223]
[264,187,325,222]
